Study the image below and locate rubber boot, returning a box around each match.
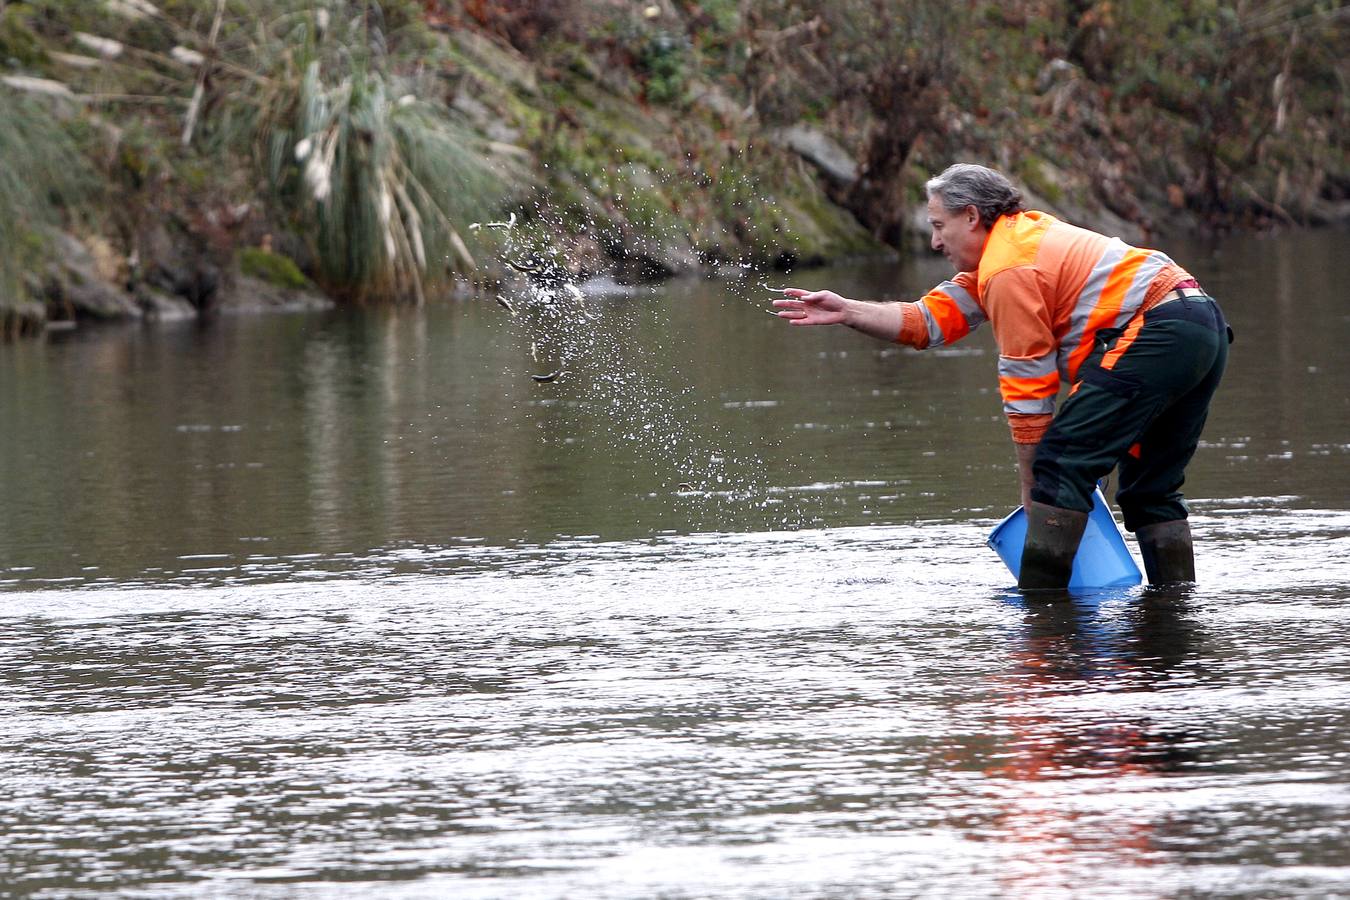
[1136,519,1196,584]
[1018,501,1089,591]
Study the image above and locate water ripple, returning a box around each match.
[1,506,1348,896]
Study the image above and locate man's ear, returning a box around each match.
[965,205,980,228]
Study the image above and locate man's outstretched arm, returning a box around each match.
[773,275,986,350]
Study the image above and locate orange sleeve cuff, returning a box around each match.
[1009,413,1053,444]
[896,302,930,349]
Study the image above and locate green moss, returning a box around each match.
[783,181,880,255]
[238,247,310,290]
[0,5,47,68]
[1017,156,1064,204]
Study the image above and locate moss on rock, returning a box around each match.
[237,247,310,291]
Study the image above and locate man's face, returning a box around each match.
[927,195,988,273]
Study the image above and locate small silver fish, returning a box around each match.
[505,257,543,276]
[481,212,517,230]
[531,369,567,383]
[495,294,516,315]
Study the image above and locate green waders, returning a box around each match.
[1019,293,1231,589]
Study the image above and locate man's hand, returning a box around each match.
[770,289,905,343]
[771,288,851,326]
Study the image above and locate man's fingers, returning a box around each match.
[772,292,821,309]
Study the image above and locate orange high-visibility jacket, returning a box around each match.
[897,210,1192,444]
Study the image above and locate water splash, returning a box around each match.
[477,203,814,530]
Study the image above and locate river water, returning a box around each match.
[1,230,1348,898]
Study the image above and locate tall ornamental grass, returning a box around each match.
[0,91,91,309]
[34,0,503,303]
[260,61,499,303]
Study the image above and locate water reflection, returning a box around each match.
[989,587,1206,894]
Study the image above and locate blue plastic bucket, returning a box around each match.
[987,488,1142,588]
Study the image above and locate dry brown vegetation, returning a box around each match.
[1,0,1345,328]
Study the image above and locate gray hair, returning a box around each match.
[925,163,1025,228]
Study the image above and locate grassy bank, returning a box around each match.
[1,0,1345,330]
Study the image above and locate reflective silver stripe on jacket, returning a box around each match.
[1004,396,1058,415]
[918,280,986,348]
[998,354,1058,381]
[1110,252,1172,329]
[999,354,1060,416]
[1056,244,1176,379]
[1057,238,1129,377]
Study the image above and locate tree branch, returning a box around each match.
[180,0,225,148]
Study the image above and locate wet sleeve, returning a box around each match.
[896,272,986,349]
[985,267,1059,444]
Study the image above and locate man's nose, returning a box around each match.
[930,233,941,251]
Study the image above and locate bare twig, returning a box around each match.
[82,93,191,106]
[753,16,823,44]
[122,43,269,87]
[1236,175,1298,225]
[181,0,225,147]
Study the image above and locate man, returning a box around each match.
[772,163,1231,590]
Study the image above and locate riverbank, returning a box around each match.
[1,1,1346,334]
